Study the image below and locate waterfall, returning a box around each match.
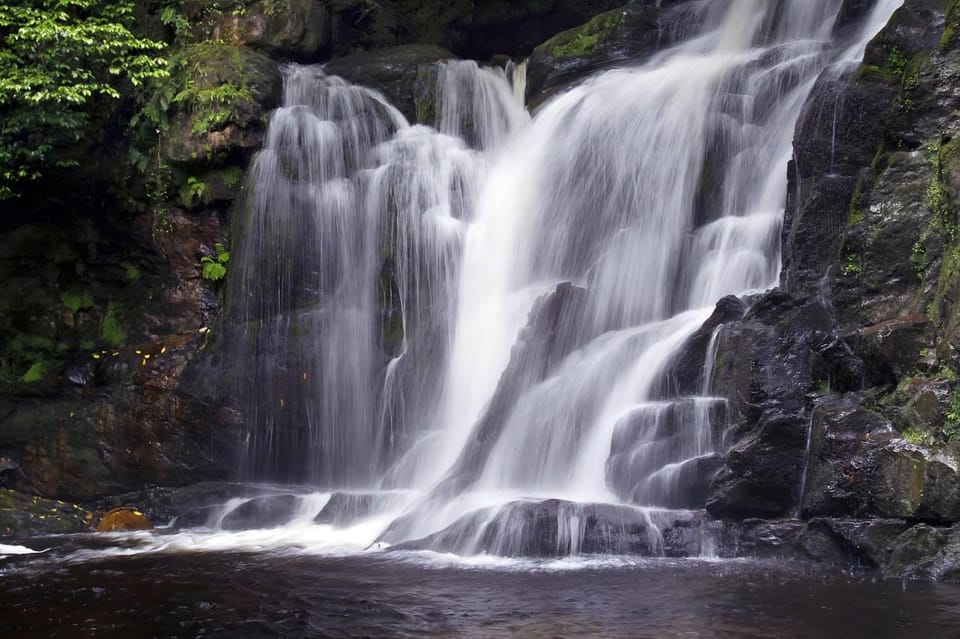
[223,0,904,555]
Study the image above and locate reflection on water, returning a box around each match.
[2,551,959,638]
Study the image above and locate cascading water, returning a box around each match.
[217,0,904,557]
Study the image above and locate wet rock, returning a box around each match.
[526,3,675,105]
[391,499,718,558]
[456,0,627,60]
[96,507,153,532]
[314,492,407,526]
[823,518,914,567]
[324,45,456,123]
[782,66,897,296]
[219,494,300,531]
[658,295,747,398]
[724,517,910,567]
[606,398,725,508]
[883,523,960,581]
[0,488,92,536]
[165,43,282,167]
[835,0,880,37]
[707,409,809,519]
[167,483,291,528]
[0,354,241,502]
[800,395,960,522]
[209,0,329,59]
[858,316,935,383]
[727,519,808,560]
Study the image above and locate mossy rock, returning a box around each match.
[0,489,92,536]
[941,0,960,50]
[526,4,666,105]
[209,0,329,59]
[96,507,153,532]
[178,165,247,211]
[164,43,282,167]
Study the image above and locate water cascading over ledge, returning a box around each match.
[226,62,527,485]
[220,0,905,556]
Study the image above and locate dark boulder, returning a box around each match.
[314,491,408,526]
[657,295,747,398]
[219,494,301,531]
[706,409,809,519]
[0,488,92,536]
[800,395,960,522]
[526,3,682,106]
[324,45,456,123]
[883,523,960,581]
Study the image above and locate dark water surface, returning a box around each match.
[2,550,959,638]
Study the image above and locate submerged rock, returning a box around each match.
[219,494,301,531]
[314,491,408,526]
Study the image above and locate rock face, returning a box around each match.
[324,44,455,122]
[0,489,92,536]
[701,0,960,580]
[526,2,689,104]
[209,0,330,59]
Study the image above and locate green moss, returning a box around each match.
[842,252,862,277]
[848,174,868,226]
[553,32,600,58]
[544,10,624,59]
[171,43,262,136]
[912,240,927,281]
[941,0,960,49]
[122,262,141,282]
[60,288,94,313]
[887,46,907,77]
[220,166,243,187]
[19,360,50,383]
[903,427,926,445]
[101,302,126,347]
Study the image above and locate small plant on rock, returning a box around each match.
[201,242,230,282]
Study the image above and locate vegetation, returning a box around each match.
[545,10,624,58]
[0,0,168,198]
[201,242,230,282]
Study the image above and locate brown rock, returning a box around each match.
[96,507,153,532]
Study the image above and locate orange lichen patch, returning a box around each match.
[95,508,153,532]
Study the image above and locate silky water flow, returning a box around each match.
[131,0,905,560]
